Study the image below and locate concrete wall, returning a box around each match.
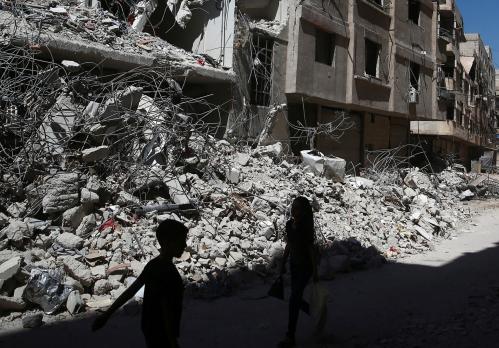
[285,1,349,104]
[162,0,236,68]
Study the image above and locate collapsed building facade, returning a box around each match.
[1,0,499,323]
[1,0,495,169]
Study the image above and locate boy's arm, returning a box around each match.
[161,299,180,348]
[92,276,145,331]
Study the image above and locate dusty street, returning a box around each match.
[1,199,498,348]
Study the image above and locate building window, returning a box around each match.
[315,29,335,66]
[250,35,274,107]
[410,61,420,90]
[365,39,381,78]
[446,105,454,121]
[369,0,383,8]
[408,0,420,25]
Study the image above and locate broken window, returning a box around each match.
[250,35,274,107]
[315,29,335,66]
[410,61,420,90]
[446,104,454,121]
[408,0,420,25]
[369,0,383,8]
[442,58,455,78]
[439,12,454,40]
[365,39,381,78]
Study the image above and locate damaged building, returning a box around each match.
[2,0,499,324]
[410,0,496,169]
[1,0,495,170]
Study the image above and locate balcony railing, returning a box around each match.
[438,27,454,42]
[438,88,455,101]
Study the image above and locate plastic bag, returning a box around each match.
[309,282,328,333]
[267,276,284,300]
[23,268,73,314]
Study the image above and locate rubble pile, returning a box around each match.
[0,43,483,325]
[0,0,222,69]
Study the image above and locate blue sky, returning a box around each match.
[456,0,498,67]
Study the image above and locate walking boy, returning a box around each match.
[92,219,188,348]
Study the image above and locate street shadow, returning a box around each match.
[0,240,498,347]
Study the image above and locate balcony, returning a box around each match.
[438,27,454,43]
[410,120,482,146]
[438,87,455,101]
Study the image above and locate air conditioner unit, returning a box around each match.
[408,86,419,104]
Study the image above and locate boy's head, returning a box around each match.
[156,219,188,258]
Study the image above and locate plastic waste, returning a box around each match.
[23,268,73,314]
[309,282,328,333]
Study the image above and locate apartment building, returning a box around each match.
[233,0,437,166]
[410,0,496,167]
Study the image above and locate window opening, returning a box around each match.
[410,61,420,90]
[408,0,421,25]
[365,39,381,78]
[315,29,335,66]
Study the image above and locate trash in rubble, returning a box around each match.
[300,150,346,182]
[23,268,73,314]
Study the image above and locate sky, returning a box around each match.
[456,0,498,67]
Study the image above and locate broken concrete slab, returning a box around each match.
[75,214,97,237]
[39,173,80,214]
[56,233,84,249]
[62,256,93,288]
[66,290,85,315]
[164,178,190,205]
[35,95,78,155]
[1,221,32,248]
[235,153,250,166]
[404,170,432,191]
[226,168,241,184]
[0,256,22,289]
[62,205,90,229]
[61,60,81,72]
[81,146,110,163]
[459,190,475,201]
[7,202,27,218]
[22,313,43,328]
[98,86,143,122]
[0,295,26,311]
[80,188,100,204]
[413,225,433,241]
[252,142,283,158]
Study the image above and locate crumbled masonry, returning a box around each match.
[0,0,498,329]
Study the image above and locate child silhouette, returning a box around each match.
[93,219,188,348]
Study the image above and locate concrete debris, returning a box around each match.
[66,290,85,315]
[61,60,81,72]
[0,295,26,312]
[62,257,93,288]
[81,188,100,204]
[55,233,84,250]
[0,256,22,289]
[1,221,32,248]
[39,173,80,214]
[22,313,43,328]
[460,190,475,201]
[0,9,489,321]
[81,146,110,163]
